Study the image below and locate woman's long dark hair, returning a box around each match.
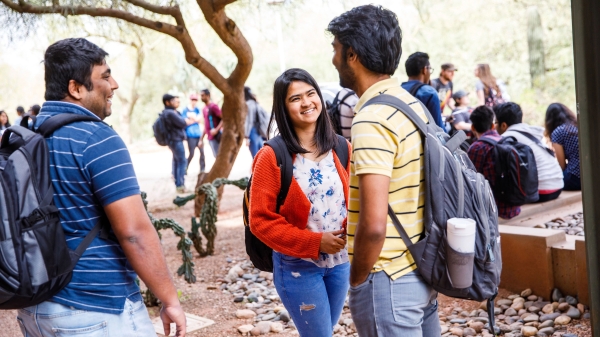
[269,68,337,156]
[544,103,578,138]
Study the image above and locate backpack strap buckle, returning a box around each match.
[22,205,59,229]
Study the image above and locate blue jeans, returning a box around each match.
[563,170,581,191]
[169,141,186,188]
[209,139,220,157]
[349,270,440,337]
[17,298,155,337]
[248,127,264,158]
[187,137,206,172]
[272,252,349,337]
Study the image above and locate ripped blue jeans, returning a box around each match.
[272,251,350,337]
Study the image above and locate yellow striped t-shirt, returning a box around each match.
[348,77,427,280]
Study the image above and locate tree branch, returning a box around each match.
[0,0,181,36]
[212,0,236,12]
[124,0,184,27]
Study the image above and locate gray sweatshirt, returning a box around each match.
[503,123,564,191]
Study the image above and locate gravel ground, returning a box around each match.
[0,187,592,336]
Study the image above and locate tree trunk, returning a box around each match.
[527,6,546,87]
[194,90,246,215]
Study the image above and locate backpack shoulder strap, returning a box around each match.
[409,82,426,97]
[339,90,356,107]
[478,136,498,146]
[37,114,101,137]
[265,136,293,212]
[512,130,555,157]
[361,94,429,135]
[333,135,349,170]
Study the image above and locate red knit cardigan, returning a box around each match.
[249,141,351,259]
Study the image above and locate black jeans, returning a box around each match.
[187,137,206,172]
[535,189,562,203]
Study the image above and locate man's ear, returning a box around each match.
[67,80,84,100]
[491,122,497,131]
[346,46,358,64]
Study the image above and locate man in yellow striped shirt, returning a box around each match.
[328,5,440,336]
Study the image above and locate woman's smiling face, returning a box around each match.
[285,81,322,130]
[0,112,7,126]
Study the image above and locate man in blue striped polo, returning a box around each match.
[17,38,186,336]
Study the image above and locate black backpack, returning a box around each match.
[0,114,109,309]
[327,90,356,137]
[480,136,539,205]
[243,135,349,272]
[152,112,170,146]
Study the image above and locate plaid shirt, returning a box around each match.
[468,130,521,219]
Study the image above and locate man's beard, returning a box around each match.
[338,59,357,91]
[86,96,109,120]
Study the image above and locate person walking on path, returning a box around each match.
[182,93,206,173]
[249,68,351,337]
[0,110,10,137]
[545,103,581,190]
[430,63,456,113]
[496,102,564,202]
[244,86,265,158]
[467,105,521,219]
[200,89,222,157]
[328,5,441,336]
[162,94,187,193]
[401,52,445,130]
[17,38,186,337]
[474,63,510,107]
[14,106,25,126]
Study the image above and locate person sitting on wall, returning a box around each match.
[467,105,521,219]
[495,102,564,202]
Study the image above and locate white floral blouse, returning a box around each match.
[293,151,349,268]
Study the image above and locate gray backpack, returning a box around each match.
[363,95,502,332]
[0,114,108,309]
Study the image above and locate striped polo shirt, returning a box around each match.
[348,78,427,281]
[35,101,141,313]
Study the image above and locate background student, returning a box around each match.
[182,93,206,173]
[545,103,581,191]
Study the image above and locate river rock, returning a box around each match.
[505,308,518,316]
[468,321,484,333]
[279,310,290,322]
[528,306,540,313]
[236,309,257,319]
[527,295,538,301]
[511,301,524,311]
[463,327,476,336]
[450,318,467,324]
[255,321,271,334]
[522,326,537,336]
[521,289,533,297]
[538,320,554,329]
[270,322,283,333]
[538,327,554,336]
[557,302,570,312]
[498,299,514,306]
[565,295,577,306]
[541,304,554,314]
[449,327,464,336]
[238,324,255,334]
[441,325,449,334]
[523,314,539,323]
[539,313,561,321]
[577,303,585,314]
[565,306,581,319]
[554,315,571,325]
[551,288,563,302]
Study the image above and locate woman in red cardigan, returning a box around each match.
[249,68,351,337]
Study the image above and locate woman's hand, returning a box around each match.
[319,229,346,254]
